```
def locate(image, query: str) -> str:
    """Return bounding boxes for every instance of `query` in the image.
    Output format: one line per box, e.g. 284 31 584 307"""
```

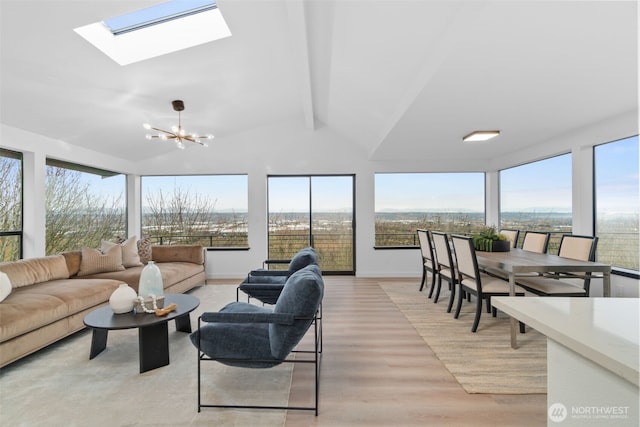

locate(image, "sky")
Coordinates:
81 136 638 214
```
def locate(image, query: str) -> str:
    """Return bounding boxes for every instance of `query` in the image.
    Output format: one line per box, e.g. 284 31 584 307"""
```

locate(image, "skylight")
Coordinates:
74 0 231 66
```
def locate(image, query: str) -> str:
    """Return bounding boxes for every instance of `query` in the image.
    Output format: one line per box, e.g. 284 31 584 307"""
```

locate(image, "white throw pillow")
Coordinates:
0 271 12 302
102 235 142 268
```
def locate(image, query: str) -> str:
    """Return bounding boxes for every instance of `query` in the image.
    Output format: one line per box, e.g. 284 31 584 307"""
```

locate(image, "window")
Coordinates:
74 0 231 65
268 175 355 273
45 160 126 255
594 136 639 271
0 149 23 261
141 175 248 247
500 154 572 253
375 173 485 246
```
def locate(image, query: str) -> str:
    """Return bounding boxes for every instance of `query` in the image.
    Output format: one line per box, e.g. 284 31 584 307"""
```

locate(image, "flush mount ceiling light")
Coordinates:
463 130 501 142
143 100 213 149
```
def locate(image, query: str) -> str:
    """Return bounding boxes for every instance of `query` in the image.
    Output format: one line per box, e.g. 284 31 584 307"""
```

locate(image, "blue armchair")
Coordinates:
237 247 319 304
191 264 324 414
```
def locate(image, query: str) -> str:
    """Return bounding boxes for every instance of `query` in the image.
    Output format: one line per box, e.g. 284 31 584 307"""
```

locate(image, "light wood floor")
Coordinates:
282 276 547 426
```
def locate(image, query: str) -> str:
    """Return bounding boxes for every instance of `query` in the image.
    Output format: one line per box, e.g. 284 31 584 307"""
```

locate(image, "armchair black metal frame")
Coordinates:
195 309 322 415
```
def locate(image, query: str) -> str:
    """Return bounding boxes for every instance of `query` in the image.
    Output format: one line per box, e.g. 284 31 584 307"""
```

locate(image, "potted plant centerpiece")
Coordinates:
472 226 511 252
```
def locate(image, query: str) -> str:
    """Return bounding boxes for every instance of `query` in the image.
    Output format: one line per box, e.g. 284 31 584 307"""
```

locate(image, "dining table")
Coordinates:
474 248 612 349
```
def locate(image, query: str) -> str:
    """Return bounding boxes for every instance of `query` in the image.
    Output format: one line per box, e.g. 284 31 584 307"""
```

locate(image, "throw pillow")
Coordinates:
0 271 11 302
101 235 142 268
137 237 152 264
77 245 125 277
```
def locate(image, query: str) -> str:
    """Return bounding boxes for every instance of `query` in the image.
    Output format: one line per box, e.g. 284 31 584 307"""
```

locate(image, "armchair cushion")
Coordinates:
270 264 323 359
191 302 281 368
287 247 318 276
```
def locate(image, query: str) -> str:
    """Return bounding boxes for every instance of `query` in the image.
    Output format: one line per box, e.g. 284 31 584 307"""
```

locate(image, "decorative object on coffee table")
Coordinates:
109 283 138 314
137 260 164 312
472 226 510 252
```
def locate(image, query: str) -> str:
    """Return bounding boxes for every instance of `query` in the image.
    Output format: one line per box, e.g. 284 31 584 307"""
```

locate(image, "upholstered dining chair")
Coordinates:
499 229 520 249
430 231 458 313
192 264 323 415
450 235 526 333
516 235 599 297
237 247 318 304
417 229 439 294
521 231 550 253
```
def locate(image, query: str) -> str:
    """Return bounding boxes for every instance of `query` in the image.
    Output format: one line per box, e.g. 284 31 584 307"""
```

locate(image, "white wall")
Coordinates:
2 116 638 295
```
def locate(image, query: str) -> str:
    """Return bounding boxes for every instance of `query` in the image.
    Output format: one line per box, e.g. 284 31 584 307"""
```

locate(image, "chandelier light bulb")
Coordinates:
171 125 179 133
145 134 152 140
143 123 151 130
159 134 168 140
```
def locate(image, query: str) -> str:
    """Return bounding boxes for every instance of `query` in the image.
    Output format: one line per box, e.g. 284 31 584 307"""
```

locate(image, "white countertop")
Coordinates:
492 297 640 387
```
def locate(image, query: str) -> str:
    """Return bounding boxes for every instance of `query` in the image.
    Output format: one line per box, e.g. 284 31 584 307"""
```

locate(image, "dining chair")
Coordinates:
499 229 520 249
430 231 458 312
521 231 550 253
417 229 439 295
516 235 599 297
450 235 526 333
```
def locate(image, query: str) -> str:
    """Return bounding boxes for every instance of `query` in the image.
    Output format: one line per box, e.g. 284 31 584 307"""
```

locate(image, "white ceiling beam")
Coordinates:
285 0 315 130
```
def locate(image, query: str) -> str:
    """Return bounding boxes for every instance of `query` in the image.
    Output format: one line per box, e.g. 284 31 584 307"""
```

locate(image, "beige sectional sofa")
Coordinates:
0 245 205 368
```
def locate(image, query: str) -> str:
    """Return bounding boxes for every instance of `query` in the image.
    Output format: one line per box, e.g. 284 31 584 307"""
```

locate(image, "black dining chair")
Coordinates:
516 235 598 297
417 229 439 295
430 231 458 313
450 235 526 333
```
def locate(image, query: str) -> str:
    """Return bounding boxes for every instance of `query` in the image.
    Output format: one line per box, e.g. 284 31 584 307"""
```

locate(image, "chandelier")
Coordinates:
143 100 214 149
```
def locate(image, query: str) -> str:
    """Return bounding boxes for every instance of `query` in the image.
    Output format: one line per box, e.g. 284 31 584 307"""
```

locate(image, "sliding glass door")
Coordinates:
267 175 355 274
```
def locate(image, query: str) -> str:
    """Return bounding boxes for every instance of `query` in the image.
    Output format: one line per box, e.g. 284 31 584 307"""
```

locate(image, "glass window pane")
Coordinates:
500 154 572 253
0 149 23 261
46 162 125 254
141 175 248 247
595 136 639 270
375 173 485 246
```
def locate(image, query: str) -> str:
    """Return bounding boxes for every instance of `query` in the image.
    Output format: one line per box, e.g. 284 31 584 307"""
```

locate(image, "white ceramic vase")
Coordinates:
138 261 164 298
109 284 138 314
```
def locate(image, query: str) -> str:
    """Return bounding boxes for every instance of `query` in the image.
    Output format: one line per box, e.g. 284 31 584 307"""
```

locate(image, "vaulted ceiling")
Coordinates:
1 1 637 164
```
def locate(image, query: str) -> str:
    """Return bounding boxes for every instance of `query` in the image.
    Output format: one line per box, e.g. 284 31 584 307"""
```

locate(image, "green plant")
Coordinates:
472 226 507 251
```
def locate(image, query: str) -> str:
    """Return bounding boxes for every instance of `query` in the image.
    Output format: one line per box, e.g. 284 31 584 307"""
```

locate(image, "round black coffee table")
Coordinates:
84 293 200 373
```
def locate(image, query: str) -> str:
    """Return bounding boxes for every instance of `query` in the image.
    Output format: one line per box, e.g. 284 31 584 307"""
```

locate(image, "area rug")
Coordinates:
380 281 547 394
0 285 292 427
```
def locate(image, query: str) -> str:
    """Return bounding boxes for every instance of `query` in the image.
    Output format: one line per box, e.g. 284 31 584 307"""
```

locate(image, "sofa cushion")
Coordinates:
101 236 143 268
270 264 323 359
0 278 121 342
73 262 204 293
77 246 125 277
0 272 11 302
0 255 69 288
152 245 204 264
137 237 152 264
